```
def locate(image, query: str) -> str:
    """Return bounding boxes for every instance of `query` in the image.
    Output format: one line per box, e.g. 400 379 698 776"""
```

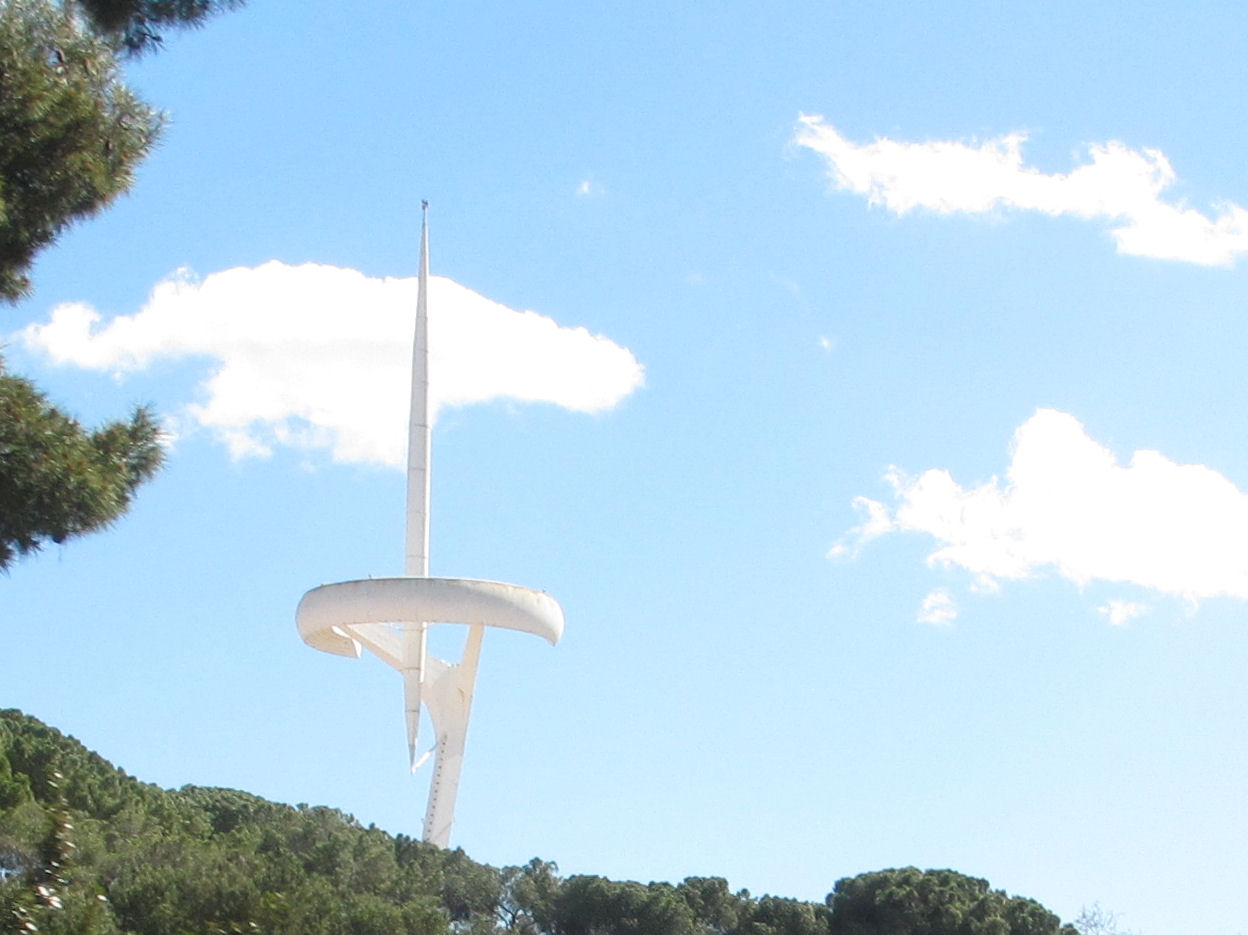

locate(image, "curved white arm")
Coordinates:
297 576 564 658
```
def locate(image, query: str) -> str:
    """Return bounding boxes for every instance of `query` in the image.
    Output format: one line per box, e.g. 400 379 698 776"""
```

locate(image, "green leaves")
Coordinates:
0 711 1084 935
0 363 163 568
0 0 245 299
827 868 1075 935
0 0 163 302
1 0 244 560
72 0 244 55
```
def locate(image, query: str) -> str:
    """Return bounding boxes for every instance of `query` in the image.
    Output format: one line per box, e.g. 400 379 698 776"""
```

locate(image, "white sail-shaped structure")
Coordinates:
296 204 564 847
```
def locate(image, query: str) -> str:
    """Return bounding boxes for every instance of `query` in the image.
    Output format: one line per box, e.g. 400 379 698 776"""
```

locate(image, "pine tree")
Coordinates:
0 0 238 567
0 0 163 303
0 361 163 569
72 0 242 55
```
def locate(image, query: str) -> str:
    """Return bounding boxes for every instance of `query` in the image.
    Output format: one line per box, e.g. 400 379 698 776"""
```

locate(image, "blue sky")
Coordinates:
5 2 1248 933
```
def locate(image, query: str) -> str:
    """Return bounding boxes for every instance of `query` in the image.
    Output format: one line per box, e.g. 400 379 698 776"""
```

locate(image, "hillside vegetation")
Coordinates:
0 710 1076 935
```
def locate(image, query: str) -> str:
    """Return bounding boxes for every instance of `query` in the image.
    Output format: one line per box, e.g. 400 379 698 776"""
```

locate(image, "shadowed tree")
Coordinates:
1 0 240 565
555 877 696 935
71 0 241 55
739 895 827 935
827 868 1077 935
0 0 246 301
0 361 163 569
0 0 162 303
676 877 745 935
500 859 563 935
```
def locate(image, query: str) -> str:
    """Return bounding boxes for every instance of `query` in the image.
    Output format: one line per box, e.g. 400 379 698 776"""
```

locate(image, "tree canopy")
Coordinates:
71 0 241 56
0 0 238 567
827 868 1076 935
0 0 241 301
0 0 161 302
0 362 163 569
0 710 1084 935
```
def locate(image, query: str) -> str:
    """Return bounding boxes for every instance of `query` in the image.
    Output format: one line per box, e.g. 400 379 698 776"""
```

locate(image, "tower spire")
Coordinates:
406 200 431 577
295 202 563 847
401 201 431 768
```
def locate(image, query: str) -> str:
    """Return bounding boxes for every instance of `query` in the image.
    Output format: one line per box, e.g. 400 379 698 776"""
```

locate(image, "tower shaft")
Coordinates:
401 202 431 770
405 201 431 578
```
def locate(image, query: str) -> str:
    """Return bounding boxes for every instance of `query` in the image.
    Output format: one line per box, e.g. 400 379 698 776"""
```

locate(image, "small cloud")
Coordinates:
918 589 957 626
18 262 645 467
833 409 1248 611
794 114 1248 266
576 177 604 197
1099 600 1149 627
817 335 835 352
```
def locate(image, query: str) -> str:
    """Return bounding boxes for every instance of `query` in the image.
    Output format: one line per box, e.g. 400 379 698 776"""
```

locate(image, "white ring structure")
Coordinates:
296 575 563 846
297 576 564 658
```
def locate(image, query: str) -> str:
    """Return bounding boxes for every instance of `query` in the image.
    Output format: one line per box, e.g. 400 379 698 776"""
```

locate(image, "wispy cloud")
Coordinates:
918 589 957 626
832 409 1248 612
794 114 1248 266
18 261 644 467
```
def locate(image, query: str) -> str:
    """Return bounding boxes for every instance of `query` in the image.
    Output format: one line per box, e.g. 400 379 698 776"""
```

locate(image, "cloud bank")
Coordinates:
794 114 1248 265
19 261 644 466
832 409 1248 621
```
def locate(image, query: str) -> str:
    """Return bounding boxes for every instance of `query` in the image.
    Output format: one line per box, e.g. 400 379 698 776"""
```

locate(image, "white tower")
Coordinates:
296 203 564 847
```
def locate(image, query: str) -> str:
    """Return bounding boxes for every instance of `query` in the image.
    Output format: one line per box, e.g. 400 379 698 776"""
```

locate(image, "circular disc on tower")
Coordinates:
297 576 564 657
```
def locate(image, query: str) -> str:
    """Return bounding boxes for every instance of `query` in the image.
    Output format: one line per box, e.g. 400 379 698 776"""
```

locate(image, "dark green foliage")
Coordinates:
0 710 1080 935
827 868 1077 935
1 0 239 555
553 877 697 935
676 877 741 934
740 896 828 935
0 0 162 302
0 362 163 569
0 710 461 935
500 860 562 935
0 0 242 300
71 0 242 55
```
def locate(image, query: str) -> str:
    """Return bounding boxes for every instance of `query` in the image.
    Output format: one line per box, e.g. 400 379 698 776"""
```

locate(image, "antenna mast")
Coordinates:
296 201 564 849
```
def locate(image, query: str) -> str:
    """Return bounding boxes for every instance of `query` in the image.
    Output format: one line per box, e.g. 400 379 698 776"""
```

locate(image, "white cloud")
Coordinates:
794 114 1248 266
828 496 894 560
576 178 604 197
918 589 957 626
18 261 645 467
1099 600 1149 627
833 409 1248 606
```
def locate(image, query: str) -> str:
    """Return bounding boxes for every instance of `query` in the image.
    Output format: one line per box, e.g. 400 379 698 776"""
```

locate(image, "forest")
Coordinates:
0 710 1079 935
